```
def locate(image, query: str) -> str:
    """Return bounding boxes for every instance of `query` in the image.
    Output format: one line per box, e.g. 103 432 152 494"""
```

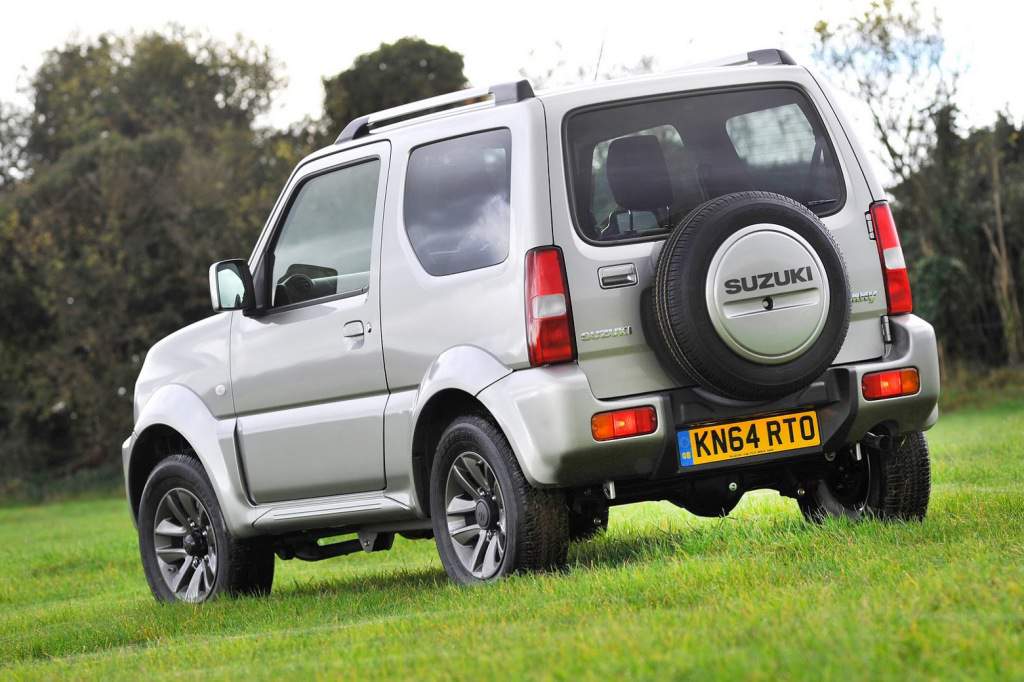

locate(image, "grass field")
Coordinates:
1 400 1022 680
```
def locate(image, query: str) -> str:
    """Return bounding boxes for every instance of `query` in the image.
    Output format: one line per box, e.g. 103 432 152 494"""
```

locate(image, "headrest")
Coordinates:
605 135 674 211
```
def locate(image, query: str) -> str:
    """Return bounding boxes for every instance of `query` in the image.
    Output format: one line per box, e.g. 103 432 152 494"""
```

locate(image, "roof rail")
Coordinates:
335 79 535 144
680 48 797 71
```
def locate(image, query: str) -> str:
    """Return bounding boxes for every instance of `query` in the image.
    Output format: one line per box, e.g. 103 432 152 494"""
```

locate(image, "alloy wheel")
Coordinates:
152 487 218 602
443 452 507 580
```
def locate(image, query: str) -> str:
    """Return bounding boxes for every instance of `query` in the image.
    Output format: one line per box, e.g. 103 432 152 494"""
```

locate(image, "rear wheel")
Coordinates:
799 431 931 522
138 454 275 603
430 415 569 584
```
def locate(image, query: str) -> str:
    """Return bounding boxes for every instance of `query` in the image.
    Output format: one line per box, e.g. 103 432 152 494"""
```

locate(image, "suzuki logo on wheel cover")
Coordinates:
705 224 830 365
723 266 814 295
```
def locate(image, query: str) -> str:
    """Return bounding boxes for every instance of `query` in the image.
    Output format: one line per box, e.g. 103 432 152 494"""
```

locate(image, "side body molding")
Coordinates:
123 384 259 537
384 346 514 514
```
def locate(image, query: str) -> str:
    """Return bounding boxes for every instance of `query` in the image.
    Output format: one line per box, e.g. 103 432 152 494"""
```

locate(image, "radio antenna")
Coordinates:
593 30 607 81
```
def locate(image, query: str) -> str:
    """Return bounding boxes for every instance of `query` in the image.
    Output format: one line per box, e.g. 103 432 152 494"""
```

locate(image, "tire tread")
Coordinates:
799 431 931 522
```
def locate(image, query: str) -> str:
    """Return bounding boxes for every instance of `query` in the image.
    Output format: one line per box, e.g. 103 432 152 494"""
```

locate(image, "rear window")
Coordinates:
565 87 844 243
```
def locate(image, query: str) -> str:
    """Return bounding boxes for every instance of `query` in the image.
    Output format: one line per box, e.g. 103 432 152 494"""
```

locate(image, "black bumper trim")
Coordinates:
651 367 860 479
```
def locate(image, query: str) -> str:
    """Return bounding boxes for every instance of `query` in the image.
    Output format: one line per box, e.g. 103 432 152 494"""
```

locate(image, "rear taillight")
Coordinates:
862 367 920 400
591 406 658 441
869 201 913 315
525 247 575 366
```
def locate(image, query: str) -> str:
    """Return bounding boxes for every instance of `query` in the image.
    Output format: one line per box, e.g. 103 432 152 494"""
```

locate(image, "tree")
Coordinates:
816 2 1023 366
25 30 280 166
0 30 291 488
891 108 1024 366
813 0 953 185
0 102 28 190
976 120 1024 364
322 38 467 135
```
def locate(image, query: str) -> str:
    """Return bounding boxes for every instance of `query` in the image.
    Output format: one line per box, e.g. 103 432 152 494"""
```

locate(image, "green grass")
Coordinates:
1 402 1022 680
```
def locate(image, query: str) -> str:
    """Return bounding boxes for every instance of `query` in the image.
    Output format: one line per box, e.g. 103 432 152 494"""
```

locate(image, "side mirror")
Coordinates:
209 259 255 313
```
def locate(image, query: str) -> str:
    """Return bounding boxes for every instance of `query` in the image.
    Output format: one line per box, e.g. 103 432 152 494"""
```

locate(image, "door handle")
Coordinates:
598 263 638 289
342 320 365 338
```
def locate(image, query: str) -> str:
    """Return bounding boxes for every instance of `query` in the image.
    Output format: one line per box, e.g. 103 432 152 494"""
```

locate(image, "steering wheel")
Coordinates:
280 273 315 302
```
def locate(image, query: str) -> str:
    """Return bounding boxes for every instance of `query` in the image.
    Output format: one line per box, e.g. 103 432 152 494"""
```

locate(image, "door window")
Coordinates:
270 159 381 307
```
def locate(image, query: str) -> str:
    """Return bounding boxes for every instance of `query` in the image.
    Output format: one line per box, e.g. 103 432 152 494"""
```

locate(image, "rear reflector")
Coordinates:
525 247 575 366
869 201 913 315
591 406 658 441
862 367 920 400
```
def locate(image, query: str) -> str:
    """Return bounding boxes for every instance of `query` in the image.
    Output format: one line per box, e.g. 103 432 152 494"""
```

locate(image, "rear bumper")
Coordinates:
833 313 940 443
479 314 938 488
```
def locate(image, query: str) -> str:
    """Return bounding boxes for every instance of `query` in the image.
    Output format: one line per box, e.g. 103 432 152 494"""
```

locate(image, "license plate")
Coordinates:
677 410 820 468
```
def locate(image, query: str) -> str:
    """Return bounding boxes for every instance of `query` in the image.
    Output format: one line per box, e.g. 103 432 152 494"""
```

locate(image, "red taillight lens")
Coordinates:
862 367 920 400
525 247 575 366
591 406 658 441
869 201 913 315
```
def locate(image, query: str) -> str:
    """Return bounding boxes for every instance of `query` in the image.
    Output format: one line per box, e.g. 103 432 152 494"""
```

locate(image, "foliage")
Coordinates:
322 37 467 135
0 31 287 482
938 364 1024 412
813 0 954 183
0 101 28 189
1 399 1023 677
814 2 1023 367
25 29 281 166
891 109 1024 365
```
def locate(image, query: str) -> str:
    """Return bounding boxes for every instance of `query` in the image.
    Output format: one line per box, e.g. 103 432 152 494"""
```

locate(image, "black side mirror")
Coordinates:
209 259 255 313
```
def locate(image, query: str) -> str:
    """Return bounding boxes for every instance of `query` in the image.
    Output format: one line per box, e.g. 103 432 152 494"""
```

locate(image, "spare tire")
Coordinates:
648 191 850 401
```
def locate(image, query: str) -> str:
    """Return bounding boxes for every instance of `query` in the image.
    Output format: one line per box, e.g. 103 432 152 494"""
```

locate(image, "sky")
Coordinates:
1 0 1020 177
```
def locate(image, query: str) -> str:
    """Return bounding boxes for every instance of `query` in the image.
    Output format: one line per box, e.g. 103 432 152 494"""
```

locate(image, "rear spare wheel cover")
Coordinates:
705 223 830 364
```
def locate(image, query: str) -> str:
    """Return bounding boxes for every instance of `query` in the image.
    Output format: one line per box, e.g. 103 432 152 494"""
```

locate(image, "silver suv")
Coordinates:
123 49 939 602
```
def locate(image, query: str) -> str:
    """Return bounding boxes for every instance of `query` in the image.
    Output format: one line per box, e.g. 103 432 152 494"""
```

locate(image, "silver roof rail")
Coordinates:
335 79 535 144
679 48 797 71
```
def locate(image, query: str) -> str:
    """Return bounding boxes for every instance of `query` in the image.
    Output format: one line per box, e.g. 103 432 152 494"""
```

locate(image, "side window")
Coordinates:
270 159 381 307
725 104 816 167
724 101 842 209
404 129 511 276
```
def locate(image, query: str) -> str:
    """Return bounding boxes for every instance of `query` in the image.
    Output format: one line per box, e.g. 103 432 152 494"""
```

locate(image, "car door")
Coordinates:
230 142 391 504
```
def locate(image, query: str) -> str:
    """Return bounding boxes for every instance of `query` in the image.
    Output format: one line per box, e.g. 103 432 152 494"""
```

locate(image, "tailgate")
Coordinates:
546 74 886 400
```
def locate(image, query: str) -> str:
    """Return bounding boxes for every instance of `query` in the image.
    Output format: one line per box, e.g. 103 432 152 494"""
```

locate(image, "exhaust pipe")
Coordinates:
862 430 893 452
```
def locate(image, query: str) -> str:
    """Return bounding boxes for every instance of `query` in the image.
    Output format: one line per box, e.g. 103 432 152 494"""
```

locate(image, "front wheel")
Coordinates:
799 431 931 522
430 415 569 584
138 454 275 603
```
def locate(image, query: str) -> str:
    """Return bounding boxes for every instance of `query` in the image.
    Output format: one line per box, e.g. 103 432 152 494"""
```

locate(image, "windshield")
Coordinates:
564 86 844 243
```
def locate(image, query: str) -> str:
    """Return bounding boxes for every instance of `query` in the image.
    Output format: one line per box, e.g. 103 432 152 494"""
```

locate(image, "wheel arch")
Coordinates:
410 389 494 517
126 384 254 536
403 345 516 515
127 423 194 520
